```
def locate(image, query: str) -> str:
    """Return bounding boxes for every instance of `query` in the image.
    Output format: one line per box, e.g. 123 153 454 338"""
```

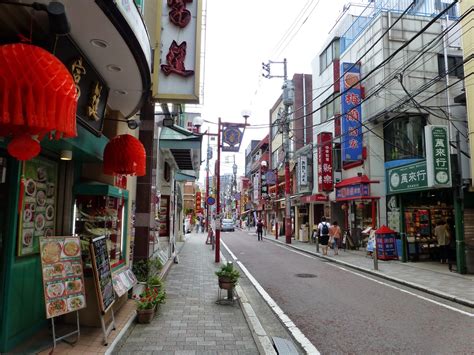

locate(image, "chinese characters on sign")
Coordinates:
317 132 333 192
195 191 202 213
336 183 370 200
425 125 451 188
340 63 363 163
387 161 429 194
221 125 244 152
260 170 268 199
298 156 308 186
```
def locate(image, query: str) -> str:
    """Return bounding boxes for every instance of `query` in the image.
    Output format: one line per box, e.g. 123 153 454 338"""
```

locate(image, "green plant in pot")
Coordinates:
215 263 240 290
134 286 166 323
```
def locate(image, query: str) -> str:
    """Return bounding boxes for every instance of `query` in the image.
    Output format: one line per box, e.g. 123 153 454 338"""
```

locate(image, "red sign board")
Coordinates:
195 191 201 211
317 132 333 192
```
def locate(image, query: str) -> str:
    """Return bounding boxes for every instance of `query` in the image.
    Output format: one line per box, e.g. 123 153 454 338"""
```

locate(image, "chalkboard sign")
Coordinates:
90 236 115 313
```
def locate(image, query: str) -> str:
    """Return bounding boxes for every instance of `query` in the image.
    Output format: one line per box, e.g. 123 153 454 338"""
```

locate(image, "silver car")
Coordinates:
221 219 235 232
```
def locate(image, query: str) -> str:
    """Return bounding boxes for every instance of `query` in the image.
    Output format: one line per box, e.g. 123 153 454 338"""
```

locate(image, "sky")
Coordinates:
199 0 351 183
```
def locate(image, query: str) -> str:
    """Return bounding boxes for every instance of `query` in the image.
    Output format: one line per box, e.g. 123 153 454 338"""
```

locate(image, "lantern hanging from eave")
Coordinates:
0 43 78 160
103 134 146 176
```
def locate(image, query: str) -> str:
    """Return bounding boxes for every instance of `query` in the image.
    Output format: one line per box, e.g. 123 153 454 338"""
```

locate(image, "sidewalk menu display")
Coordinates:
39 236 86 319
90 236 115 313
112 267 138 297
18 157 58 256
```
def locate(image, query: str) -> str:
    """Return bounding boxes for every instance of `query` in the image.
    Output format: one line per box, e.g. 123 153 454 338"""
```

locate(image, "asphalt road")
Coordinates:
221 229 474 354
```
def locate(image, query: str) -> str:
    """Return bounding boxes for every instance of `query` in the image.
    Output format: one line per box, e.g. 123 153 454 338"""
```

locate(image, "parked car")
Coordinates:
221 219 235 232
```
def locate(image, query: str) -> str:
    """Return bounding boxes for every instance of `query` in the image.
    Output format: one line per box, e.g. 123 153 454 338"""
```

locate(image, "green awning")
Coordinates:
159 125 202 171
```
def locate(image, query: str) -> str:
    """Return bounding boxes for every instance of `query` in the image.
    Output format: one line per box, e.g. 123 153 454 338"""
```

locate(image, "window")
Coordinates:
319 38 340 74
383 115 426 162
333 143 342 171
320 94 341 123
438 55 464 79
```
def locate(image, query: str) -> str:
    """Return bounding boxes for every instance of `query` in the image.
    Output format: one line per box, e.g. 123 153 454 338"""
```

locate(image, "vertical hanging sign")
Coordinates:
425 125 451 188
298 156 308 186
340 63 363 163
317 132 333 192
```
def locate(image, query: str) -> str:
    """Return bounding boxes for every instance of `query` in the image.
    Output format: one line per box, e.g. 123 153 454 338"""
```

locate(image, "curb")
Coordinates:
264 236 474 308
219 253 277 355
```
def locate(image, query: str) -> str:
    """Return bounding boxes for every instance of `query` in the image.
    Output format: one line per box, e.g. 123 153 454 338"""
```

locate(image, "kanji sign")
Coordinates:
340 63 363 162
298 156 308 186
387 161 428 194
221 125 244 152
425 125 451 188
336 183 370 200
317 132 333 192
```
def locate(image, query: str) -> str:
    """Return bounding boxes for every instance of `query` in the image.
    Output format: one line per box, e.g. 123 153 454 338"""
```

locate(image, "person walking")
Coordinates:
329 221 342 255
434 219 450 263
317 216 331 256
256 219 264 241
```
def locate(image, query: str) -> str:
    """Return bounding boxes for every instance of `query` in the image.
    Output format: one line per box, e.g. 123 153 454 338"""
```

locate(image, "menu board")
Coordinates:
90 236 115 313
112 267 138 297
39 236 86 319
159 195 169 236
18 157 57 256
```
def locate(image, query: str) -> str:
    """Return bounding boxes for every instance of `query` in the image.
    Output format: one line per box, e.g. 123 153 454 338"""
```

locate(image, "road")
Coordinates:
221 229 474 354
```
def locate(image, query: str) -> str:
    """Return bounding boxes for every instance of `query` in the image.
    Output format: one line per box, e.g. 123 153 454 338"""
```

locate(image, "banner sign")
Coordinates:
195 191 202 211
266 171 276 185
260 170 268 199
336 183 370 201
387 160 428 194
298 156 308 186
253 173 260 201
425 125 451 188
340 63 363 162
221 124 244 152
317 132 333 192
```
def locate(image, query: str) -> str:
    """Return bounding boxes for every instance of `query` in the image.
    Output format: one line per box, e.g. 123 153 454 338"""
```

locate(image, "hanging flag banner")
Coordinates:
317 132 333 192
266 171 276 185
221 124 244 152
340 63 363 163
425 125 451 188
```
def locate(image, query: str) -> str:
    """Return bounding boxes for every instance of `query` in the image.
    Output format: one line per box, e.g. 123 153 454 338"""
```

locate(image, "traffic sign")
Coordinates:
207 196 216 205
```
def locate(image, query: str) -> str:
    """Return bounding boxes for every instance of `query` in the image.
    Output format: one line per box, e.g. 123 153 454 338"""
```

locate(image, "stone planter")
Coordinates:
137 307 155 324
218 276 236 290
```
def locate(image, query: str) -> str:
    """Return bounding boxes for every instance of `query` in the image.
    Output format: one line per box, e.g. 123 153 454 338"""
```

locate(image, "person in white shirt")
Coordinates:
318 216 331 256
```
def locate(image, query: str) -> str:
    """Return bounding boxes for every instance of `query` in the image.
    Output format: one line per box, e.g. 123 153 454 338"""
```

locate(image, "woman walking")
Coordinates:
317 216 331 256
329 221 342 255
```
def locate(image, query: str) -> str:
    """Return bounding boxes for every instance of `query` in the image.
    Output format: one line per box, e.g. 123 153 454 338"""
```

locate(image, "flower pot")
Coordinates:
137 307 155 324
218 276 235 290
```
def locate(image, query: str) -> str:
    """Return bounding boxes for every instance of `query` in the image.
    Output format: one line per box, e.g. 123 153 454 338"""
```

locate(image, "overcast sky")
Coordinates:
199 0 351 183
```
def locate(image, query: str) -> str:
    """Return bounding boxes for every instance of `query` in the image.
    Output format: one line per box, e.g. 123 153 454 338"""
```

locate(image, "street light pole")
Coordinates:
215 117 222 263
205 135 211 232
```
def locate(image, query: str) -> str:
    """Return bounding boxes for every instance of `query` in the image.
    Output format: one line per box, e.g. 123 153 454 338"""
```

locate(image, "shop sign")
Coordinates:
55 37 109 136
336 183 370 201
260 170 268 198
425 125 451 188
300 194 329 203
253 173 260 201
298 156 308 186
387 161 428 194
340 63 363 163
317 132 333 191
221 124 244 152
195 191 201 211
154 0 202 103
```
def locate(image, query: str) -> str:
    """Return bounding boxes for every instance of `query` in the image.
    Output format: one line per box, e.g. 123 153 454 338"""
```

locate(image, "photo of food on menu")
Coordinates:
18 157 57 257
39 236 87 319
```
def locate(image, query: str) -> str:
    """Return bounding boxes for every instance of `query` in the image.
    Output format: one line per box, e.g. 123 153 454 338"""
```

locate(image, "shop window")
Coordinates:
320 94 341 123
383 115 426 162
438 55 464 79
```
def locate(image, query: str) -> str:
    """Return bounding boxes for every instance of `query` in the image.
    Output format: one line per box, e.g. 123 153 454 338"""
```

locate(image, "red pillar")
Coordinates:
215 118 221 263
285 161 292 244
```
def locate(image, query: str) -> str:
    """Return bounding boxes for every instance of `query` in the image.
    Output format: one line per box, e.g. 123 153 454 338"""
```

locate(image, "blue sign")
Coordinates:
266 171 276 185
340 63 363 162
335 183 370 201
207 196 216 205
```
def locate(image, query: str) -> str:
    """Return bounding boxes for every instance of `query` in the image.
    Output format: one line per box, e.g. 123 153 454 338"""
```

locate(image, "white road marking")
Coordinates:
272 241 474 317
221 240 320 355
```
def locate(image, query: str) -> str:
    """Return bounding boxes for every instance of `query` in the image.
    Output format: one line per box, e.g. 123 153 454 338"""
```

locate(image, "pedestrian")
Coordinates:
256 218 264 241
201 218 205 233
329 221 342 255
317 216 331 255
434 219 450 263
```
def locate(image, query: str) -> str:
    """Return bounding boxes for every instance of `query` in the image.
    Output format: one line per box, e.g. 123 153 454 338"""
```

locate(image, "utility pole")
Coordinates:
263 58 294 243
205 136 212 232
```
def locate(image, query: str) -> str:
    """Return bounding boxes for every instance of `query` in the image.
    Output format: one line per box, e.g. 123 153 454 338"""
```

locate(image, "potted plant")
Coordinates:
215 263 240 290
134 286 166 323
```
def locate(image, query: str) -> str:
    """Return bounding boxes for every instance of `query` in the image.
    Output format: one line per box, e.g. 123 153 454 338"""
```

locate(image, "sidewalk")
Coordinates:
115 232 263 354
260 232 474 307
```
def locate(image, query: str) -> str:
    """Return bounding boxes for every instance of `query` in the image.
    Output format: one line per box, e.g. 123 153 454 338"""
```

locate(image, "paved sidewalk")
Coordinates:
259 232 474 307
116 232 260 354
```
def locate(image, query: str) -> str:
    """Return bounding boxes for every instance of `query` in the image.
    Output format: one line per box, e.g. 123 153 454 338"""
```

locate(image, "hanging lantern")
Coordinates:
357 202 365 210
0 43 77 160
341 203 348 211
103 134 146 176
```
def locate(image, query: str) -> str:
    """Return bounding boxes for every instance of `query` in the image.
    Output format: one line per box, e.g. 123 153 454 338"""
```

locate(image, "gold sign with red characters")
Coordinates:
195 191 202 212
39 236 86 319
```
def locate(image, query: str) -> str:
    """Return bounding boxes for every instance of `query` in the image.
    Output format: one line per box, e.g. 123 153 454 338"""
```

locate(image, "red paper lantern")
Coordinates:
103 134 146 176
0 43 77 160
341 203 348 211
357 202 365 210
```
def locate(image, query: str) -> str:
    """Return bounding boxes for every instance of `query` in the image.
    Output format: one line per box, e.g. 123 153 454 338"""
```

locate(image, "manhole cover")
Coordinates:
295 273 317 278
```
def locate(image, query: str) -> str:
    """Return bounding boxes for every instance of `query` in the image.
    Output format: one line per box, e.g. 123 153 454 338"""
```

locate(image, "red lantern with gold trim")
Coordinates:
103 134 146 176
0 43 77 160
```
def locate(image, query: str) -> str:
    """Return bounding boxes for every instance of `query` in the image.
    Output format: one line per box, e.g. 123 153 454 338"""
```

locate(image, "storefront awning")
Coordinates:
159 125 202 171
335 175 379 188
